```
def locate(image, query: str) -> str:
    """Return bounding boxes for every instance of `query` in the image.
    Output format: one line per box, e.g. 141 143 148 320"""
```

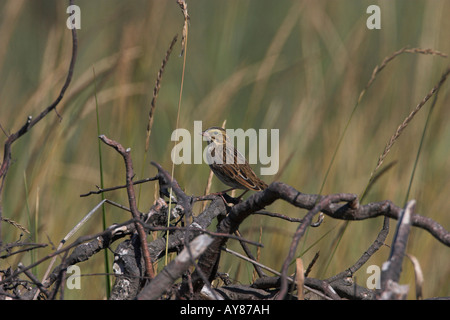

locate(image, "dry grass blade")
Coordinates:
0 217 30 234
177 0 189 57
369 67 450 181
358 47 448 104
318 47 446 202
295 258 305 300
202 171 214 212
165 0 190 266
145 35 178 151
361 161 397 202
406 253 424 300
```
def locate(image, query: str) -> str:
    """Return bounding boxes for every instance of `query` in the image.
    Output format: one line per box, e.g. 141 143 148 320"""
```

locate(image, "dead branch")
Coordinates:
178 177 449 299
98 135 154 279
137 234 213 300
2 160 448 300
379 200 416 299
108 196 226 299
0 219 133 293
278 193 358 299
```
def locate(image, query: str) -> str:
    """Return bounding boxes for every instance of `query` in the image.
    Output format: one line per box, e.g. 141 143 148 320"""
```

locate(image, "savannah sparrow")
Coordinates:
202 127 268 193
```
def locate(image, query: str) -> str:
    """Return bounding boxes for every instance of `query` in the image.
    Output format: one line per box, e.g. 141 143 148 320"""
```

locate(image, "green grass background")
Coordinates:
0 0 449 299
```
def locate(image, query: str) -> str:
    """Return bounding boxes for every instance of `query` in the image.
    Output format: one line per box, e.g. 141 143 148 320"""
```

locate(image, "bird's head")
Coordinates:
201 127 228 145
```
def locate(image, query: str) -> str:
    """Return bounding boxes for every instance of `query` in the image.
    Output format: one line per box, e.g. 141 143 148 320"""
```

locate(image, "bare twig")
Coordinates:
18 262 48 297
99 135 154 279
0 243 47 259
326 216 390 283
0 0 78 244
304 252 320 278
235 229 266 278
80 176 159 197
0 10 77 183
